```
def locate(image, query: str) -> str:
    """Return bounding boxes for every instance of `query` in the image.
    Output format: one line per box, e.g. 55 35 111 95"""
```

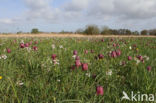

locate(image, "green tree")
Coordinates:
141 30 148 35
101 26 111 35
31 28 39 34
149 29 156 35
84 25 100 35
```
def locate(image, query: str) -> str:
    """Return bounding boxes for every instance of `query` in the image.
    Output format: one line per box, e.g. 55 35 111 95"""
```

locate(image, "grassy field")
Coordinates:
0 37 156 103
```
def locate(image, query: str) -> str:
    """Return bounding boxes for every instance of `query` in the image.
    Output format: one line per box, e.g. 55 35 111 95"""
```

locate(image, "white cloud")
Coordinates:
24 0 58 22
1 0 156 32
63 0 89 12
0 19 14 24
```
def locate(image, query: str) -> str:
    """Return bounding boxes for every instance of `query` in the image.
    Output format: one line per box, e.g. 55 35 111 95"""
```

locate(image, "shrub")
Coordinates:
76 29 84 34
101 26 111 35
149 29 156 35
141 30 148 35
31 28 39 34
84 25 100 35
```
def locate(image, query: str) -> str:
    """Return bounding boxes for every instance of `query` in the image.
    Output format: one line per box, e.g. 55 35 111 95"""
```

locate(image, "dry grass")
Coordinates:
0 33 156 38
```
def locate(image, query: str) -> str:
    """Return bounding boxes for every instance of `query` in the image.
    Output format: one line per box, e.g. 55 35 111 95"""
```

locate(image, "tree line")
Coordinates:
17 25 156 35
75 25 156 35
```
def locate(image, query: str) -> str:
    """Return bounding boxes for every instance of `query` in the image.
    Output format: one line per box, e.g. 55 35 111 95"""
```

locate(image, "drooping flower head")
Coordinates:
51 54 57 60
96 86 104 96
75 60 81 68
111 51 117 58
128 56 132 61
82 63 88 71
25 43 29 47
115 49 121 56
6 48 11 53
33 46 38 51
98 54 104 59
147 66 152 71
20 43 25 48
73 50 78 55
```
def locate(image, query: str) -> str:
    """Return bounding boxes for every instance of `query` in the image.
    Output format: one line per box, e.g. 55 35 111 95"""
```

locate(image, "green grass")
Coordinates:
0 37 156 103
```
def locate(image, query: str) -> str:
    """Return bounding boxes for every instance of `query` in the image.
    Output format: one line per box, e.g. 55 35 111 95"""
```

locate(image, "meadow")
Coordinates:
0 37 156 103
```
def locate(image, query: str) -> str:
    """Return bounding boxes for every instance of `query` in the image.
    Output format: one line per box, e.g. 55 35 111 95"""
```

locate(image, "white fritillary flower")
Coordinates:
106 70 112 76
16 81 24 86
129 46 132 50
72 55 76 59
57 79 61 82
26 47 31 52
20 40 24 44
1 55 7 59
51 44 55 49
53 59 60 65
143 55 149 61
59 45 63 49
134 57 140 65
85 73 91 77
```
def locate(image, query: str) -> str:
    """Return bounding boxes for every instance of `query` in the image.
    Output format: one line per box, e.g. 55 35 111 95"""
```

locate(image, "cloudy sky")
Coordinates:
0 0 156 33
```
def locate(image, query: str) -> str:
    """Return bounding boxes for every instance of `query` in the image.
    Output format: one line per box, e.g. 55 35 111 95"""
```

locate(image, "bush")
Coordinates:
76 29 84 34
149 29 156 35
141 30 148 35
101 26 111 35
31 28 39 34
84 25 100 35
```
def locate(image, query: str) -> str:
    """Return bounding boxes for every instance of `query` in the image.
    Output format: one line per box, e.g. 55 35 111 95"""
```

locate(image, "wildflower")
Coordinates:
73 50 78 55
82 63 88 71
72 55 76 59
75 60 81 67
20 43 25 48
106 69 112 76
34 41 38 44
143 55 149 61
92 74 97 79
7 48 11 53
101 39 104 42
111 51 117 58
113 43 116 47
75 56 80 60
84 50 88 54
71 65 76 70
33 46 38 51
59 45 63 48
26 47 31 52
129 46 132 50
116 49 121 56
96 86 104 96
137 55 143 61
85 73 91 77
128 56 132 61
25 43 29 47
16 81 24 86
98 54 104 59
91 50 94 53
1 55 7 59
0 76 2 80
20 40 24 44
147 66 152 71
51 54 57 60
51 44 55 49
53 59 59 65
29 41 32 45
57 79 61 82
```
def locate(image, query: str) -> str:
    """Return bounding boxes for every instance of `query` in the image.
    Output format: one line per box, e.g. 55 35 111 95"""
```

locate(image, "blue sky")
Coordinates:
0 0 156 33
